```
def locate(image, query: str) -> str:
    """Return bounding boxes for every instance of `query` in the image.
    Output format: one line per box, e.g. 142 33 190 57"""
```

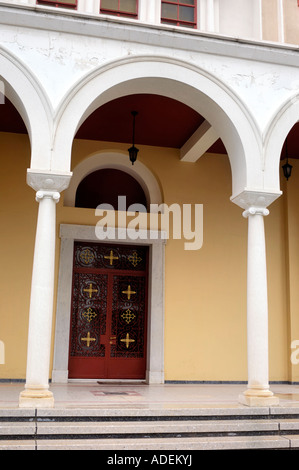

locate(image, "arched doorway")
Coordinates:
69 168 150 380
51 57 266 388
53 151 165 384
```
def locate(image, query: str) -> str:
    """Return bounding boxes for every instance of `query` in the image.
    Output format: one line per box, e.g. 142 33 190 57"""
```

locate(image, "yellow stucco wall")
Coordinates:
0 132 295 382
0 133 34 378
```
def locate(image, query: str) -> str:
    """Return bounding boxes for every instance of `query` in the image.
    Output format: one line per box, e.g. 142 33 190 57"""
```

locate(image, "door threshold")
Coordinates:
68 379 146 384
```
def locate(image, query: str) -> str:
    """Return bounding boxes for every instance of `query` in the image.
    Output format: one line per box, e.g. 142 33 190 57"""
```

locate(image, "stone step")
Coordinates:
0 440 36 450
1 407 299 450
3 418 299 437
0 435 295 451
1 406 299 419
1 418 299 439
0 422 35 436
32 418 283 436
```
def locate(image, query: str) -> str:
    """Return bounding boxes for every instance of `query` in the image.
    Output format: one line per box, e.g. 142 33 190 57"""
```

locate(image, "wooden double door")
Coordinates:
68 242 148 380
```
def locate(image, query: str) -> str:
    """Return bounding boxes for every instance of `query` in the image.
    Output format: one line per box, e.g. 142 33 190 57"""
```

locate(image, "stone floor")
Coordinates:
1 382 299 410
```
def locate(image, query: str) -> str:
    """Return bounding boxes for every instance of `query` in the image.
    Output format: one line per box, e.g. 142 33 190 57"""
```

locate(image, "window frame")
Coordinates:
37 0 77 9
100 0 139 19
161 0 197 28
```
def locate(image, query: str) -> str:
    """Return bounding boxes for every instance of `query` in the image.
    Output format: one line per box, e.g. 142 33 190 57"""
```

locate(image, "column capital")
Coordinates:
242 207 270 218
231 189 282 213
35 190 61 203
26 169 72 194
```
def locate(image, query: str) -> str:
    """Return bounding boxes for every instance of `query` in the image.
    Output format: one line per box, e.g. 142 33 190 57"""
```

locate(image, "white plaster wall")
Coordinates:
218 0 262 40
0 6 299 193
0 20 298 132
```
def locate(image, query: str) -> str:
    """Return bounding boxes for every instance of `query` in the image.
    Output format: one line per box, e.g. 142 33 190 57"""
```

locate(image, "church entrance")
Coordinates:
68 242 148 380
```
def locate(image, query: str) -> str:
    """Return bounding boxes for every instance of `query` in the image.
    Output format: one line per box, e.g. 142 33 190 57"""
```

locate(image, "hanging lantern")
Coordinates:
282 137 293 181
128 111 139 165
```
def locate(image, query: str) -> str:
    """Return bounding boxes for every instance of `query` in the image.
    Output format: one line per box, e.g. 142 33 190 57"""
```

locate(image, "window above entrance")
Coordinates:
37 0 77 9
75 168 148 211
100 0 138 18
161 0 197 28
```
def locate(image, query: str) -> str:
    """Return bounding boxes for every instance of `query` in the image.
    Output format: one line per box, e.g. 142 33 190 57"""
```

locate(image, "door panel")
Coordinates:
109 275 147 378
68 272 108 378
68 243 148 379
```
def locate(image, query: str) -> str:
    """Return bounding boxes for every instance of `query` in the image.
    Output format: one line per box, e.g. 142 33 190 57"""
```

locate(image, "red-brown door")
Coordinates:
68 242 148 379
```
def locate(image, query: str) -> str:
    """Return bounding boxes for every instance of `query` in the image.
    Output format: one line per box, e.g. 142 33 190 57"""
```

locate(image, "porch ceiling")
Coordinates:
0 94 226 154
0 94 298 159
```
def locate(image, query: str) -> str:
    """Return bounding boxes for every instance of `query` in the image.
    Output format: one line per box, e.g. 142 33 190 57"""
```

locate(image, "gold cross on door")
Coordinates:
83 283 98 298
104 250 119 266
120 333 135 349
122 285 137 300
81 332 96 347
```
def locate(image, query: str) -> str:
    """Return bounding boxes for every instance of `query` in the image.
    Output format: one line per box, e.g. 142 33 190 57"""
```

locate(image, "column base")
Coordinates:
19 388 54 408
239 389 279 407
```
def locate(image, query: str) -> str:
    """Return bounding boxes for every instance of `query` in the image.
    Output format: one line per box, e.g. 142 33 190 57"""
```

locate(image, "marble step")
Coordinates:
0 440 36 450
0 435 297 450
0 422 35 436
1 418 299 437
1 406 299 419
35 418 282 436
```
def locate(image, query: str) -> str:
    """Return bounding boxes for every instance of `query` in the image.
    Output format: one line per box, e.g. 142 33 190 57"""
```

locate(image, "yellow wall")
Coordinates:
0 133 34 379
0 132 293 382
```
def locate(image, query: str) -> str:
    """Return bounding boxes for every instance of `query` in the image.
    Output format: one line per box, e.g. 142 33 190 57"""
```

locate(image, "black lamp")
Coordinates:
128 111 139 165
282 138 293 181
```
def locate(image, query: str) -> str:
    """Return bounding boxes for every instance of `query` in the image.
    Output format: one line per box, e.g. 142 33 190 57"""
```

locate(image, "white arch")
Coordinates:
0 46 52 170
264 92 299 191
53 55 265 198
64 150 163 208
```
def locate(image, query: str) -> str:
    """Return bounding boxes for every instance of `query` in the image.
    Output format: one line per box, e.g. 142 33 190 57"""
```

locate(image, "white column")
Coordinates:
232 190 280 407
19 171 71 408
239 207 278 406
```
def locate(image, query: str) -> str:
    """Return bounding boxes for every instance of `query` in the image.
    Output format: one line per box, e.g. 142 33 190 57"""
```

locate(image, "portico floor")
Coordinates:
0 382 299 411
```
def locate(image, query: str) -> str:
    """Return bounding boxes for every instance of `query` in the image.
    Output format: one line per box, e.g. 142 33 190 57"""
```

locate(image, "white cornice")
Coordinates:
0 4 299 68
